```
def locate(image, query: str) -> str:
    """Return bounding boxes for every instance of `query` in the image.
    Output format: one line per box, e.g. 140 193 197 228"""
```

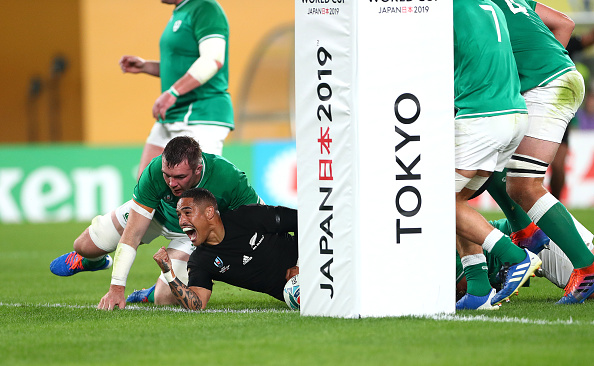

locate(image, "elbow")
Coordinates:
563 15 575 34
554 9 575 34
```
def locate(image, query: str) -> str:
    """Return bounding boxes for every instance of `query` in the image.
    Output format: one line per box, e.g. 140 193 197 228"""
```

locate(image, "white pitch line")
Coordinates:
428 313 594 326
1 302 592 325
0 302 292 314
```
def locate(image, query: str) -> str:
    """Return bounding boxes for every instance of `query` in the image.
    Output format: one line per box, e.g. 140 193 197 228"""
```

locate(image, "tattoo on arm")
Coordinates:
168 278 203 310
160 260 171 273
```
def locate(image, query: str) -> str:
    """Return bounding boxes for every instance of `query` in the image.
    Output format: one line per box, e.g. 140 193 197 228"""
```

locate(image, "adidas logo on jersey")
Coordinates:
243 255 252 265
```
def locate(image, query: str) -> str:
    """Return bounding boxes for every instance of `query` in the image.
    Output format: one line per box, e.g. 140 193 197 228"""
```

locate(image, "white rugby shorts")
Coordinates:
522 70 584 144
146 122 230 155
455 113 528 172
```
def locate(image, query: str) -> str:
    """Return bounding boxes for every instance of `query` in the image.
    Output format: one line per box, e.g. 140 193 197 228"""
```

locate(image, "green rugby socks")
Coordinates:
82 256 107 270
461 254 492 297
482 229 526 265
487 170 532 233
529 195 594 269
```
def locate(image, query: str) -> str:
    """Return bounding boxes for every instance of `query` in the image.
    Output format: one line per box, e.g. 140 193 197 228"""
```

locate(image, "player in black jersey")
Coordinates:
153 187 298 310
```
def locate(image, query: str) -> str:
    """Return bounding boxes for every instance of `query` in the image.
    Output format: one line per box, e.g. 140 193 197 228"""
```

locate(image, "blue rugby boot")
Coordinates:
557 261 594 304
491 249 541 305
127 284 156 303
456 288 500 310
50 251 112 276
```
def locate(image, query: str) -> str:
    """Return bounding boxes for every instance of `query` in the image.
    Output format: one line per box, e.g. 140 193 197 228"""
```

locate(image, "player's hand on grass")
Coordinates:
119 55 145 73
153 247 173 275
152 92 176 121
97 285 126 311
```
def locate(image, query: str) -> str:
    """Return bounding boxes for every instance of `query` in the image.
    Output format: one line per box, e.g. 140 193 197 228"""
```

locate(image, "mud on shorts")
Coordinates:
522 70 584 144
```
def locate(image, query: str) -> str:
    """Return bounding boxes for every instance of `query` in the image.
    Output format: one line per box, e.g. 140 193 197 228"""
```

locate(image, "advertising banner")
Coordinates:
0 144 255 224
253 141 297 208
0 145 139 223
295 0 455 317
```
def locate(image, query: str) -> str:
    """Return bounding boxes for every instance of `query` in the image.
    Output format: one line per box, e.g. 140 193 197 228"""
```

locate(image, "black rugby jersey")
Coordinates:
187 204 297 301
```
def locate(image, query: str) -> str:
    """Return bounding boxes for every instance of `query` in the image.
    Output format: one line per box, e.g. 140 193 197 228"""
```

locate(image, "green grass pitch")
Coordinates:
1 209 594 365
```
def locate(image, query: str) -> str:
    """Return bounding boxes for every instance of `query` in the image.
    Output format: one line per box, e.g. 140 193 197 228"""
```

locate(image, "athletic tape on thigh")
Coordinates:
506 154 548 178
89 214 122 253
159 259 188 285
467 175 489 191
455 173 471 193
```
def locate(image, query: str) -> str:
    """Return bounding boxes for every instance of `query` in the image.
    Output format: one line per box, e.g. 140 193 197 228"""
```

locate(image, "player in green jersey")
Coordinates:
119 0 233 178
50 137 262 310
453 0 541 311
486 0 594 304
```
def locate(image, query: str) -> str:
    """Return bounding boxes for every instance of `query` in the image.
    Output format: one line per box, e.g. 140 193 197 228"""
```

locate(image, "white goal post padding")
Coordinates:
295 0 455 317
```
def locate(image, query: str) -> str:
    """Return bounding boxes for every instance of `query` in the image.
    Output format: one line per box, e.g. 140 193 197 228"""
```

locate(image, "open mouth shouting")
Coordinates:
182 226 197 243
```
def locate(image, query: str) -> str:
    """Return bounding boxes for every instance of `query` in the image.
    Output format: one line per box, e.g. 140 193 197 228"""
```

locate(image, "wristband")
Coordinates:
167 86 180 98
110 243 137 286
163 271 176 283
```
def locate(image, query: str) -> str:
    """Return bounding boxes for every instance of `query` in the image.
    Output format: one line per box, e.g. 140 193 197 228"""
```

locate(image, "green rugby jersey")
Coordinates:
159 0 233 128
454 0 527 119
132 153 260 233
491 0 575 92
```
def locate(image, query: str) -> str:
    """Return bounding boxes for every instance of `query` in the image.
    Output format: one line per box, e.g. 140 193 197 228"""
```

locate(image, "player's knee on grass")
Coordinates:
154 280 179 305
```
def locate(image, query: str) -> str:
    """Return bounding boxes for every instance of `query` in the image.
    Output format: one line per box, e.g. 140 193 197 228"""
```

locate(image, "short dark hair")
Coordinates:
162 136 203 170
180 188 218 209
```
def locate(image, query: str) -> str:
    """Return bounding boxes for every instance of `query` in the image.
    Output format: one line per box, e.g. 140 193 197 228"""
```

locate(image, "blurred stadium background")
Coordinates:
0 0 593 225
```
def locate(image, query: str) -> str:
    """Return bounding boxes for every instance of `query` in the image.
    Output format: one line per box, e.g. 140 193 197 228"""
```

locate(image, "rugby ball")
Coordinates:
283 274 300 310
